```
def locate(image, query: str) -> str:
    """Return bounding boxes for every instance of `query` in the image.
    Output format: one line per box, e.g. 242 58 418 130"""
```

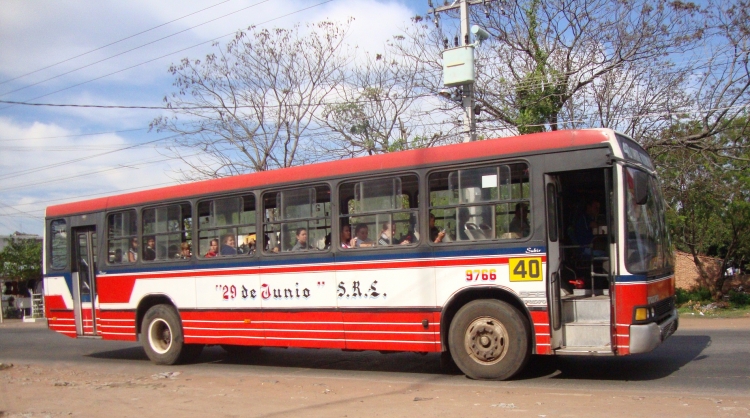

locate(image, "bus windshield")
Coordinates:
624 167 673 275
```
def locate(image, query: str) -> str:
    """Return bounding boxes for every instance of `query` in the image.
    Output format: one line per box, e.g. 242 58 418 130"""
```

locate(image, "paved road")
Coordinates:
1 317 748 396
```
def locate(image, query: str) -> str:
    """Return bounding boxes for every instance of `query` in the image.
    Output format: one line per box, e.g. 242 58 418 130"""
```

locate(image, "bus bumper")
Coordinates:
629 309 679 354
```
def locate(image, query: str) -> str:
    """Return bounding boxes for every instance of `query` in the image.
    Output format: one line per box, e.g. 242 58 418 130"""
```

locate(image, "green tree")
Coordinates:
655 120 750 300
0 239 42 284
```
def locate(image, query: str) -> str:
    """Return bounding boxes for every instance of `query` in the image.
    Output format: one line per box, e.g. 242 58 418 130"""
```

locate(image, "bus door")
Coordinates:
72 226 98 336
544 175 563 349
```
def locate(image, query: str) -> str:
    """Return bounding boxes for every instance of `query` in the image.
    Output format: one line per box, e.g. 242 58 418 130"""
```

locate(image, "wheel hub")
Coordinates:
465 317 508 365
149 319 173 354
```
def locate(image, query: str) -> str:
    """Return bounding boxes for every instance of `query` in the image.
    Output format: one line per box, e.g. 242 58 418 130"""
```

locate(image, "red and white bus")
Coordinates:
43 128 677 380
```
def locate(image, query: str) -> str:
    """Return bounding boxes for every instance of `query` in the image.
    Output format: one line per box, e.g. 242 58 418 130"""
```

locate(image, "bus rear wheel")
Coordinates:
448 299 529 380
141 304 203 365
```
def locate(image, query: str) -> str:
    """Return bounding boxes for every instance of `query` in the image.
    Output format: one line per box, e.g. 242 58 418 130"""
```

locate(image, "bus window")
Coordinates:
198 195 255 258
262 185 330 253
429 163 530 242
340 174 418 249
142 203 192 262
107 210 137 264
50 219 68 269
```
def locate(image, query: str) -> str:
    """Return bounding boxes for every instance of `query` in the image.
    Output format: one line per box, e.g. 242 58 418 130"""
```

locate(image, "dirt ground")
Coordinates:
1 317 749 418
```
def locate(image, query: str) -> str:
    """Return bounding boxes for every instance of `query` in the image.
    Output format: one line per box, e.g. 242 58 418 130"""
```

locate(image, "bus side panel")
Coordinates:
342 311 441 352
613 274 675 355
44 274 77 338
530 310 551 355
182 310 265 346
97 310 137 341
434 249 549 355
262 310 345 349
335 252 438 351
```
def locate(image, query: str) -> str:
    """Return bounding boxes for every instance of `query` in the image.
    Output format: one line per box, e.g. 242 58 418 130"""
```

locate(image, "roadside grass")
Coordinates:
678 305 750 318
676 287 750 318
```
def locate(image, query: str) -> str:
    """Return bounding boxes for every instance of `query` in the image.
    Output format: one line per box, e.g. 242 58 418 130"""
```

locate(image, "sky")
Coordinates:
0 0 436 237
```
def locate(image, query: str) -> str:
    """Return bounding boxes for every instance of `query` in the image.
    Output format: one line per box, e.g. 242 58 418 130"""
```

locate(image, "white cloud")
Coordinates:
0 117 187 235
0 0 426 236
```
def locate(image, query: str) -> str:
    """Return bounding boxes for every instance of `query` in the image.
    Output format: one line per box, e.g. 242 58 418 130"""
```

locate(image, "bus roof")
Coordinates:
46 129 611 218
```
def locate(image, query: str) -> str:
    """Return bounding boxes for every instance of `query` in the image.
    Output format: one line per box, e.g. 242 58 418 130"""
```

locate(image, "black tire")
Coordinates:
141 304 203 365
448 299 530 380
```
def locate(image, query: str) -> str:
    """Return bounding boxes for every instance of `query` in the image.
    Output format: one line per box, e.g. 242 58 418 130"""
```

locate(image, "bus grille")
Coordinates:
653 296 675 321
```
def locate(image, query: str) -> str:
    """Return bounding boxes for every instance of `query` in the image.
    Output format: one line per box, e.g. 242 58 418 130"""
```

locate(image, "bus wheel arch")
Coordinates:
136 296 203 365
441 288 533 380
135 294 176 337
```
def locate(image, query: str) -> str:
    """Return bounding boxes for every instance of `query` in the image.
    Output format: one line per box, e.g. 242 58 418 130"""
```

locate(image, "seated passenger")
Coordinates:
168 244 180 259
353 223 374 247
204 239 219 258
220 233 237 256
180 242 191 259
508 203 530 237
128 237 138 262
340 224 356 248
143 236 156 261
264 234 280 253
239 234 256 255
291 227 308 251
429 213 446 243
378 222 411 246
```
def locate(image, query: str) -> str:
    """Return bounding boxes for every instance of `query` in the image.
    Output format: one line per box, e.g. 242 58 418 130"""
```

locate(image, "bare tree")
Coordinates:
470 0 704 134
151 21 351 180
319 45 451 158
646 0 750 159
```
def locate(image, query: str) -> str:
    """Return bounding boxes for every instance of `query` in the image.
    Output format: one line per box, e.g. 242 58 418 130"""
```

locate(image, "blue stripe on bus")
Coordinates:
614 272 673 283
48 245 548 276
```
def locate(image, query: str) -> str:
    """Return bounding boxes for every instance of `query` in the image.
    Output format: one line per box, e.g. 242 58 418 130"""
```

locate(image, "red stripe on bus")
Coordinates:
47 130 607 217
44 295 67 311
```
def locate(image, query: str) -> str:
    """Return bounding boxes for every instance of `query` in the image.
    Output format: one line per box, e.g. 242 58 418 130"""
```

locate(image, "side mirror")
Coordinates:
633 170 649 205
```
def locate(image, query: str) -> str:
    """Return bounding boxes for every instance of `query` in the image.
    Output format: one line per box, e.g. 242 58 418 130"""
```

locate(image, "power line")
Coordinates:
0 128 148 142
0 0 336 109
0 0 272 98
0 134 180 181
0 0 231 86
0 151 204 193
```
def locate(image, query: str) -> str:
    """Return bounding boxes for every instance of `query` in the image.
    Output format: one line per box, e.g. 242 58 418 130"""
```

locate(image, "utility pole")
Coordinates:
430 0 491 142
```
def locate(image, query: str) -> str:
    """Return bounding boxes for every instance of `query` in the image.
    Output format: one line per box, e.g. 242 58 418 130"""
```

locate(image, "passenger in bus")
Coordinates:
429 213 446 243
180 242 191 259
509 202 530 237
572 199 601 253
128 237 138 262
340 224 356 248
168 244 180 259
402 215 419 243
239 234 256 255
378 222 412 246
143 236 156 261
113 249 123 263
291 227 308 251
220 234 237 256
264 234 280 253
353 224 374 247
204 239 219 258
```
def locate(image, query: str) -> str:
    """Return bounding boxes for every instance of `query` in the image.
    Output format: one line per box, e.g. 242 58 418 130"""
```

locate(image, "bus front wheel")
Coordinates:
448 299 529 380
141 304 203 365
